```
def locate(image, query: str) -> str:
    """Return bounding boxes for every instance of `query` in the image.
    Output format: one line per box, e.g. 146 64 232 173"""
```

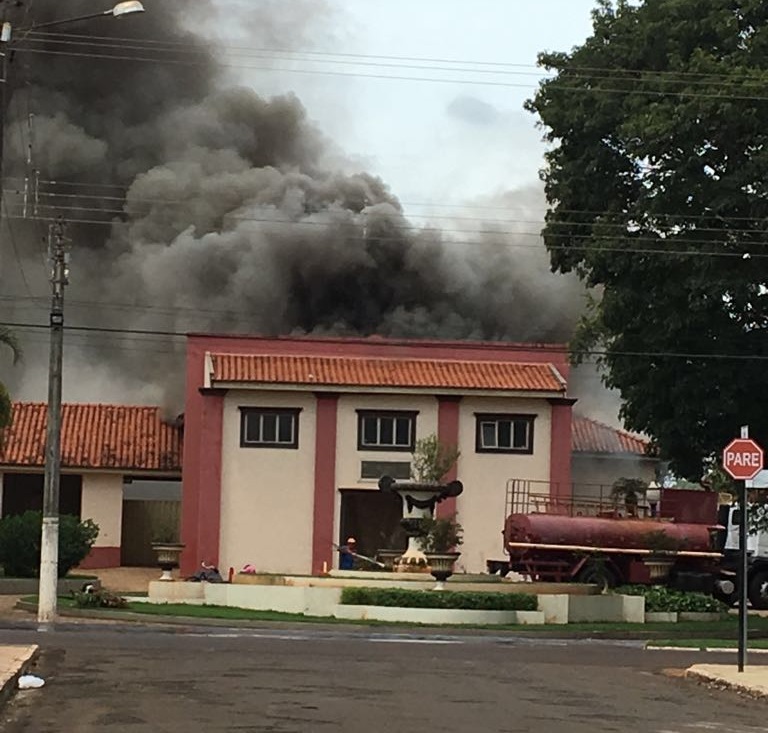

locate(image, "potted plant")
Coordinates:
150 505 184 581
610 477 647 518
411 434 461 485
419 514 464 590
641 530 683 582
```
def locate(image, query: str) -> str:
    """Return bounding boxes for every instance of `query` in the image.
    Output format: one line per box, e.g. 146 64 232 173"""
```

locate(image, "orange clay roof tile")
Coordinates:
572 415 650 456
210 353 565 392
0 403 182 471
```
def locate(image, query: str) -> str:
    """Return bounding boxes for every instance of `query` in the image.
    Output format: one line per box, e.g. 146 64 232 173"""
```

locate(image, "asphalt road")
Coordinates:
0 623 767 733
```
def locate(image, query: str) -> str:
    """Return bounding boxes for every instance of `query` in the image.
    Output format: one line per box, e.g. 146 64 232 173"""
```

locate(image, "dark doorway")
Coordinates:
121 499 181 566
339 489 406 563
2 473 82 517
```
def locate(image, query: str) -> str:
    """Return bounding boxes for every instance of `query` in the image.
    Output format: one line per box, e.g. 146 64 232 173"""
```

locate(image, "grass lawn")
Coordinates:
15 596 768 636
649 638 768 650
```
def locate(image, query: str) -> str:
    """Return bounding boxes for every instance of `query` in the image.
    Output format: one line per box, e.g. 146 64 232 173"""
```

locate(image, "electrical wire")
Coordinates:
15 189 768 244
11 177 768 227
3 319 767 363
13 45 768 102
1 198 33 297
1 206 765 259
21 29 768 86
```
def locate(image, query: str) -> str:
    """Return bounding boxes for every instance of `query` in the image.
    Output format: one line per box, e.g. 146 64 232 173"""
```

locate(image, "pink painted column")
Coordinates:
436 396 461 519
312 393 339 575
181 388 225 576
548 397 577 502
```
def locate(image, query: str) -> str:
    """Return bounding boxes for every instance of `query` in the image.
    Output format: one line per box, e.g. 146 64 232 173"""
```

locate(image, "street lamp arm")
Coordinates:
14 2 145 33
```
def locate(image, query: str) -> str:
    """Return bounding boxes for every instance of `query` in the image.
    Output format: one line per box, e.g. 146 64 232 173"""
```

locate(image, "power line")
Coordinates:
1 198 34 297
15 189 768 245
2 320 767 363
12 177 768 227
22 29 768 86
1 208 765 258
13 45 768 102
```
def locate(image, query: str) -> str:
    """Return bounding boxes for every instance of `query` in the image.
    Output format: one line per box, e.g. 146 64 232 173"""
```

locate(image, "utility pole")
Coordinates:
38 220 67 626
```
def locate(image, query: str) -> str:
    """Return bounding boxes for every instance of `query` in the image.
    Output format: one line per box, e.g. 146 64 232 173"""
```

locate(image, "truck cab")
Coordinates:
717 503 768 608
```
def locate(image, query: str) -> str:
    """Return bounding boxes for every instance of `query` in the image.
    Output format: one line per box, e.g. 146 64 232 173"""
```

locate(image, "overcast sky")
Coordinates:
225 0 597 212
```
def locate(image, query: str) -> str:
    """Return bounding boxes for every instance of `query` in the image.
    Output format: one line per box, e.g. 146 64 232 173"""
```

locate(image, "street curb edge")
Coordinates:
0 645 39 710
686 668 768 698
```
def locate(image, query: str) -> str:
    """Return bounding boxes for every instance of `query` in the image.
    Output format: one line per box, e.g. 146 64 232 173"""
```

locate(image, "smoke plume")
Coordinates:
0 0 588 413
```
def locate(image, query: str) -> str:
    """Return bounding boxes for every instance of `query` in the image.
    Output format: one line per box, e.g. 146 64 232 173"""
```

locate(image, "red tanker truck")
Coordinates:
488 483 745 604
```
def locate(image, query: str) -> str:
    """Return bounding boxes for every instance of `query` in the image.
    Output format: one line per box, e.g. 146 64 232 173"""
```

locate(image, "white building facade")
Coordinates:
181 335 575 576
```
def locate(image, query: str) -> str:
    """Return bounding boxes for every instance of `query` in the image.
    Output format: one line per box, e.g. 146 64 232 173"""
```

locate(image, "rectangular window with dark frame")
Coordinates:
475 413 535 454
357 410 417 451
240 407 301 449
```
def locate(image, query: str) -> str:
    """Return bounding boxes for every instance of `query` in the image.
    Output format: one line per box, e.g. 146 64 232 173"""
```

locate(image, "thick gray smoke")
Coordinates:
0 0 587 412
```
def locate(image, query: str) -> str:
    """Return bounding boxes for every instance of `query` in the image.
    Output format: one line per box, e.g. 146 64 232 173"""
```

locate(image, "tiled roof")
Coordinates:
572 415 651 456
0 403 182 472
209 353 566 393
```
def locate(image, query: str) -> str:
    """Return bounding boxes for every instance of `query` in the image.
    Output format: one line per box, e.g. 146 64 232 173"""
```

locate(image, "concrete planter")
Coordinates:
645 611 678 623
425 552 461 590
334 605 544 625
151 543 185 581
679 612 725 622
569 594 645 623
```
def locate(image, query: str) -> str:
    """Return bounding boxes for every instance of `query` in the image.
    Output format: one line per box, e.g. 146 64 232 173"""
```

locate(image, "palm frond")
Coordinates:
0 383 12 446
0 327 21 365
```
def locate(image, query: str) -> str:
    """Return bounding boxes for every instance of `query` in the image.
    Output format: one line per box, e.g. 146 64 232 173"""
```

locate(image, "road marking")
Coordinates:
647 646 768 654
368 638 463 645
184 631 464 645
658 724 768 732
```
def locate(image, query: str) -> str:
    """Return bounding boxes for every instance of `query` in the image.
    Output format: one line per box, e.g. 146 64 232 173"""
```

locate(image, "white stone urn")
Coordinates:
426 552 461 590
151 542 185 581
378 477 463 573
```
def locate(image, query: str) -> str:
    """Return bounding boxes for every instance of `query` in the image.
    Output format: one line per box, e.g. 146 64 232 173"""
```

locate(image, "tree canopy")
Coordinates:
526 0 768 478
0 327 20 430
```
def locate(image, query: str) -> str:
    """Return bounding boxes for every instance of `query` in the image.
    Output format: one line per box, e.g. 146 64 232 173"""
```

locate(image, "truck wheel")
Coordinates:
576 562 616 594
713 586 738 608
748 570 768 610
486 561 508 577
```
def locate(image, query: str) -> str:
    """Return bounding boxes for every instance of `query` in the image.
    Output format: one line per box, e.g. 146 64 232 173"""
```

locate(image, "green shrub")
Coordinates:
0 511 99 578
71 587 128 609
418 515 464 553
340 587 537 611
616 585 726 613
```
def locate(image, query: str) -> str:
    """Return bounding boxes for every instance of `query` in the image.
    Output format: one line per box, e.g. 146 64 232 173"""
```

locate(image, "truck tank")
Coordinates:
504 513 715 552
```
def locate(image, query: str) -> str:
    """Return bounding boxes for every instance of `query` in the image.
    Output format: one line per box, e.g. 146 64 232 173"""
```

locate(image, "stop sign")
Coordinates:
723 438 765 480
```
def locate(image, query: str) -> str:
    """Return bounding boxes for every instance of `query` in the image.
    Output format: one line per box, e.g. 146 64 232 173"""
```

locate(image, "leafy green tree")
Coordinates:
526 0 768 478
0 327 20 431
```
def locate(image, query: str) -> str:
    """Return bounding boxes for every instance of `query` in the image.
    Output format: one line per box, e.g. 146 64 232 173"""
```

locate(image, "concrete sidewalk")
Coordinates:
0 645 39 706
687 663 768 697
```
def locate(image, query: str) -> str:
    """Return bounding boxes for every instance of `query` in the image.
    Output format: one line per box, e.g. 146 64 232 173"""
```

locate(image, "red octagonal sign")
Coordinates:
723 438 765 480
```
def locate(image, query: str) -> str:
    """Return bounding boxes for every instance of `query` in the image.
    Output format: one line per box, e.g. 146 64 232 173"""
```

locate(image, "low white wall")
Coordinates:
568 595 644 623
537 595 569 625
147 583 653 625
207 584 342 616
334 606 545 625
149 581 205 602
645 612 677 623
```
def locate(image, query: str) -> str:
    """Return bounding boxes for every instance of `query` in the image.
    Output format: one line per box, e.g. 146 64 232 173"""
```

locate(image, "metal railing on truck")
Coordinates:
504 478 657 520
